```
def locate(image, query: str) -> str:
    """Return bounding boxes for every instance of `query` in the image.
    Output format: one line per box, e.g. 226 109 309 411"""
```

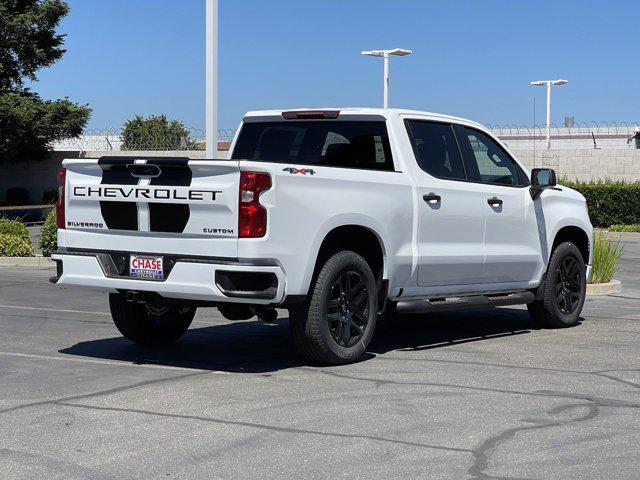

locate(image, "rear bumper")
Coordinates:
51 251 286 304
586 264 593 283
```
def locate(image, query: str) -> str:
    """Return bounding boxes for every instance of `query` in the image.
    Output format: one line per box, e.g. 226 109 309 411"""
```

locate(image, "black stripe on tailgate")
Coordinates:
148 163 192 233
98 158 139 231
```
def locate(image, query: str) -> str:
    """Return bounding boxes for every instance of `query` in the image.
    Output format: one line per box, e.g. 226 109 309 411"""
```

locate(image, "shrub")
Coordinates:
40 209 58 257
121 114 192 151
561 179 640 228
0 234 34 257
609 224 640 232
590 232 622 284
0 218 30 242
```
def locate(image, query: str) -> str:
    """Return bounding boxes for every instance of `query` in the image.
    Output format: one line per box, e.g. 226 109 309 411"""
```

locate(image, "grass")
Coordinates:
590 231 622 284
609 224 640 233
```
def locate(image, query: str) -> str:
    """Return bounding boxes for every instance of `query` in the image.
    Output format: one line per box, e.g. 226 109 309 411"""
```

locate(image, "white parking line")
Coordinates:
0 351 228 373
0 304 109 316
0 304 223 325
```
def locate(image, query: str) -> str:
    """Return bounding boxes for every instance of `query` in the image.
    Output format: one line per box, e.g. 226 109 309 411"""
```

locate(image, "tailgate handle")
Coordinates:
126 164 162 178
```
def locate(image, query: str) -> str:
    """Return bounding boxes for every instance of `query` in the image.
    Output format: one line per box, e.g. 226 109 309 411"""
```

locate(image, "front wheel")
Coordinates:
109 294 196 344
290 251 378 364
528 242 586 328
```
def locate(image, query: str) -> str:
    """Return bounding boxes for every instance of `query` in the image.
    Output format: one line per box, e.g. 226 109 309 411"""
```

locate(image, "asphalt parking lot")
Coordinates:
1 236 639 479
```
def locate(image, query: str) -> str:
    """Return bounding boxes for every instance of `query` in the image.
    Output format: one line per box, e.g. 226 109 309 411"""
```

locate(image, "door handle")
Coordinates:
487 197 503 207
423 193 441 204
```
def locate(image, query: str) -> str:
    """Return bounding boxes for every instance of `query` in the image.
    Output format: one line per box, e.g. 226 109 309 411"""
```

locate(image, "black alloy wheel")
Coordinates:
326 270 370 348
555 256 582 315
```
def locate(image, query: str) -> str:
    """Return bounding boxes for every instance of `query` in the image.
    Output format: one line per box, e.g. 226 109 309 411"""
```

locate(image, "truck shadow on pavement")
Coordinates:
370 307 540 355
59 307 579 373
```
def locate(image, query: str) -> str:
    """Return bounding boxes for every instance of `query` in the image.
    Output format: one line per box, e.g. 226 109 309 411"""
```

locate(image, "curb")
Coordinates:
587 279 622 296
0 256 53 267
602 231 640 240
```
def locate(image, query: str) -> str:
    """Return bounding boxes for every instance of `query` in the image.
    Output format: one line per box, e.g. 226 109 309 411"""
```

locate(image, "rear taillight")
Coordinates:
239 171 271 238
56 168 66 229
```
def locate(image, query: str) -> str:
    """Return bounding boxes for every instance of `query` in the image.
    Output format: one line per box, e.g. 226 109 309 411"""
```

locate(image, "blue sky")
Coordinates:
32 0 638 130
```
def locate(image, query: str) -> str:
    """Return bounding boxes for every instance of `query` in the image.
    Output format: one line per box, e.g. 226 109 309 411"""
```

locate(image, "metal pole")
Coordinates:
533 97 536 167
205 0 218 158
546 81 551 149
383 53 389 108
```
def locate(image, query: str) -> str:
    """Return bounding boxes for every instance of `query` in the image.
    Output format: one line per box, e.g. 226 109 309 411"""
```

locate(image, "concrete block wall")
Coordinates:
511 149 640 182
0 151 80 205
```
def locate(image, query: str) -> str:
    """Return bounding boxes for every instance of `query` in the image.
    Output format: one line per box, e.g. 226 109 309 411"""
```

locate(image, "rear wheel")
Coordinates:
290 251 378 364
109 294 196 344
528 242 586 328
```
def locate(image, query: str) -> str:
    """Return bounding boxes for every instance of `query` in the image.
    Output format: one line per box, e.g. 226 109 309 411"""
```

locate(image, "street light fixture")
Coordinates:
530 78 568 149
362 48 412 108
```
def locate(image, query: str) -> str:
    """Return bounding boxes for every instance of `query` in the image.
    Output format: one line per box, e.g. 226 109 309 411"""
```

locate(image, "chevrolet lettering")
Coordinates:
72 186 222 202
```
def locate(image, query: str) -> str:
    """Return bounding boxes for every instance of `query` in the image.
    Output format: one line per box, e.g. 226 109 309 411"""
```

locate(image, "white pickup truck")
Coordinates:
51 108 593 364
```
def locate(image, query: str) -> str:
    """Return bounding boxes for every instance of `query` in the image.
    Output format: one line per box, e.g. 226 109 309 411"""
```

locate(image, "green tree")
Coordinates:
121 115 192 151
0 0 91 162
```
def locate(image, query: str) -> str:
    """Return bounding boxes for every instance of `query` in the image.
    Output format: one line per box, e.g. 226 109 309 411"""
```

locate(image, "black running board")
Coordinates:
396 291 535 315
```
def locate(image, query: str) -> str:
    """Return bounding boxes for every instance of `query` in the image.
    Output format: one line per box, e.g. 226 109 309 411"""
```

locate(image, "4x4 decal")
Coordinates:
283 167 316 175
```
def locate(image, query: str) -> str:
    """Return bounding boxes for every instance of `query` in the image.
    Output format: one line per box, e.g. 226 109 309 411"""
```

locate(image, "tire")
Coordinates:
289 251 378 364
109 294 196 344
527 242 586 328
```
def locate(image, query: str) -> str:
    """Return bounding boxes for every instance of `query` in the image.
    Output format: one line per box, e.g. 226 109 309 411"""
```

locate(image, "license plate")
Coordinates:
129 255 164 280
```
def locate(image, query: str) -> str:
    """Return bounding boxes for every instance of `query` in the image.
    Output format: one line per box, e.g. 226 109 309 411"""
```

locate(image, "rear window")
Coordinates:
231 121 394 171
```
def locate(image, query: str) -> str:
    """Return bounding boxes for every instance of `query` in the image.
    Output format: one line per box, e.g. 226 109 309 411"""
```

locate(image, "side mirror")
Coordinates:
530 168 557 199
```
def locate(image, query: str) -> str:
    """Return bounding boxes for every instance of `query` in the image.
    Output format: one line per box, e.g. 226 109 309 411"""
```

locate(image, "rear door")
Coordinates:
404 119 487 288
63 157 240 258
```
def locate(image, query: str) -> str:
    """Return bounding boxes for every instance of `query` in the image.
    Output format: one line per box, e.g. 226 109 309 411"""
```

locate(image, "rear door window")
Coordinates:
404 120 466 180
231 121 394 171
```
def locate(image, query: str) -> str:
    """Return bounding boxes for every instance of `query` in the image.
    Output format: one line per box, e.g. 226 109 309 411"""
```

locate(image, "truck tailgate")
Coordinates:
61 157 240 258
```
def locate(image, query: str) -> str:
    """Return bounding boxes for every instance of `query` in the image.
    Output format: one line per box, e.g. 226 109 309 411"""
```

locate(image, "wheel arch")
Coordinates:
551 225 590 264
310 224 387 306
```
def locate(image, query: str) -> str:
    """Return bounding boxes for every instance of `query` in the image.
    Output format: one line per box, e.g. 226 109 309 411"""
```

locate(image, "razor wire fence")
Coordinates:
52 121 640 152
52 128 237 152
488 121 640 150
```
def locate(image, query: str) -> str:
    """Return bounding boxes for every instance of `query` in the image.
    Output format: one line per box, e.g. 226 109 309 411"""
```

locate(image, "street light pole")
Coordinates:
530 79 568 149
546 82 551 150
383 53 389 108
362 48 412 108
205 0 218 158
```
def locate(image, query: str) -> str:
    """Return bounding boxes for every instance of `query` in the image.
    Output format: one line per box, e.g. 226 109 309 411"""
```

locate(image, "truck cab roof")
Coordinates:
242 108 487 131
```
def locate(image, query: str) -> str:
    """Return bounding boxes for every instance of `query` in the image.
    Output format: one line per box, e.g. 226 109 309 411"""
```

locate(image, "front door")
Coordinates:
455 126 543 285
